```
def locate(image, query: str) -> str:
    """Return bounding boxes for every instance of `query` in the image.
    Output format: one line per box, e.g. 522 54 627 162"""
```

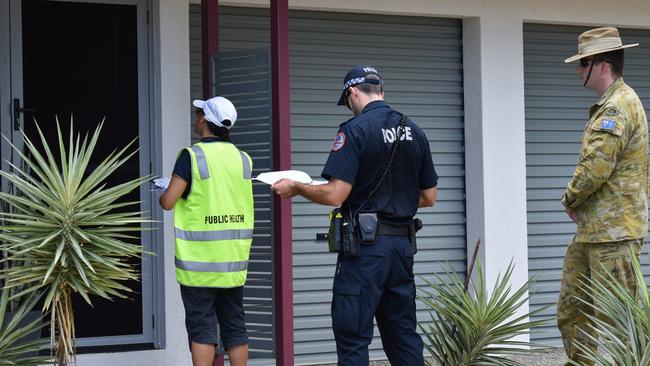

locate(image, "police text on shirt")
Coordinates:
382 126 413 143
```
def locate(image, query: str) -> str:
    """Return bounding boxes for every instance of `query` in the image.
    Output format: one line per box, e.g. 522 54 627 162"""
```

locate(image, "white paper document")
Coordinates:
152 176 171 191
254 170 328 186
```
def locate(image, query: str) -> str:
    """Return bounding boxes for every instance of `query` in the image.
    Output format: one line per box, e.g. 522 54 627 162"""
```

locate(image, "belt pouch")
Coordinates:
409 218 422 254
342 219 361 257
328 208 343 253
357 212 378 245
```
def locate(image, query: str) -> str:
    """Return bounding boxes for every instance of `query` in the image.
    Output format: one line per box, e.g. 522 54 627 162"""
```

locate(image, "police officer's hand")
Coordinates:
271 178 300 198
565 207 578 223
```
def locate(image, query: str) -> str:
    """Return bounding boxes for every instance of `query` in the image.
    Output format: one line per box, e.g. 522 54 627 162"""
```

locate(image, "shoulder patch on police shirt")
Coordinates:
331 132 346 151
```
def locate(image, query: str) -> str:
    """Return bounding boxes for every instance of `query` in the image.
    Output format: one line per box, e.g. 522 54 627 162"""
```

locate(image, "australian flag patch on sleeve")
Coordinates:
600 119 616 130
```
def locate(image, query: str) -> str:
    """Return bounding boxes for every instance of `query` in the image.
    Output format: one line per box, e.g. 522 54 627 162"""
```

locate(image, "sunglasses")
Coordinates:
579 58 593 68
344 87 356 110
195 108 204 116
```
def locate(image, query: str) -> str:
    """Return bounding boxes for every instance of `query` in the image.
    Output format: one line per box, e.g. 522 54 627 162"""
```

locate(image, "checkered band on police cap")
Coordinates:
337 65 383 106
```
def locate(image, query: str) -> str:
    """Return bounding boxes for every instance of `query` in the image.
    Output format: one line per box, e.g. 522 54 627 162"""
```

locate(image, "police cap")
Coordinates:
337 65 384 106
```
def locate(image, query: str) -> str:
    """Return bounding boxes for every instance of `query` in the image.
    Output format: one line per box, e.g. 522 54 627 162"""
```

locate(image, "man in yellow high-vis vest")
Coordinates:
160 96 254 366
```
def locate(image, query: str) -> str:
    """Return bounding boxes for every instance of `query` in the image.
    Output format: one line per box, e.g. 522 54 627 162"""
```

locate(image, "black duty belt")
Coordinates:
378 223 410 237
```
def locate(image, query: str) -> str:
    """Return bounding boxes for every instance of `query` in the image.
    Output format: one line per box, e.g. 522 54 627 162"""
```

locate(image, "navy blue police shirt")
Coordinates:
172 137 225 199
321 100 438 226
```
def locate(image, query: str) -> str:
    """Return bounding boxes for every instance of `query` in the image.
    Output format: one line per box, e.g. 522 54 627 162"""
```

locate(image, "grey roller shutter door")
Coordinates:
289 10 465 365
192 6 466 364
212 49 275 358
524 23 650 346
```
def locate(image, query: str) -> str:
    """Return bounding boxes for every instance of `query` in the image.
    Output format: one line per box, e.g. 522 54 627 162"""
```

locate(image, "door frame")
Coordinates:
0 0 163 349
0 0 23 195
0 0 9 194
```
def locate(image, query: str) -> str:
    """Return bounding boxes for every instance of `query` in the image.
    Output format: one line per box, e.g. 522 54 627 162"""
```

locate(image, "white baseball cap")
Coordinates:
192 96 238 129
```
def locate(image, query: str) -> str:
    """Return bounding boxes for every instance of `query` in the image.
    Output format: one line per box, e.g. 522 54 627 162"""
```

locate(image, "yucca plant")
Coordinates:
0 120 151 365
570 249 650 366
0 287 51 365
417 261 551 366
0 153 51 366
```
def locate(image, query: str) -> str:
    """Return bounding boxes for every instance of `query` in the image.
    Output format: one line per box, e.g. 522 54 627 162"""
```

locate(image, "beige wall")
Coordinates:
213 0 650 28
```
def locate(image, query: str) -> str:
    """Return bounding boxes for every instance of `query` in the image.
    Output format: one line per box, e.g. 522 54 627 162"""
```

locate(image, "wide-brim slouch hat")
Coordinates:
565 26 638 63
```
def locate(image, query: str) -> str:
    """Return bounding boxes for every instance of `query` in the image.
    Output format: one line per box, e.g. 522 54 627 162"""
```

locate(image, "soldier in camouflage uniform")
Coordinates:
558 27 648 366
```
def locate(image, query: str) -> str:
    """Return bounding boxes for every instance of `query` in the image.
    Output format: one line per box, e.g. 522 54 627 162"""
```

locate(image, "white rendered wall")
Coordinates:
220 0 650 28
77 0 191 364
462 14 531 342
465 13 529 303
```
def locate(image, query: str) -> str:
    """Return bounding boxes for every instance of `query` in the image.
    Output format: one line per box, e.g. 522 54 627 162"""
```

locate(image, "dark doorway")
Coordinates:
21 0 142 338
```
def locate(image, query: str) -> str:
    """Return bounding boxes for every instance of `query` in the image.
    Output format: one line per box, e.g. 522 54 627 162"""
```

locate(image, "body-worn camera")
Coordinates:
341 220 361 257
327 208 343 253
328 208 361 257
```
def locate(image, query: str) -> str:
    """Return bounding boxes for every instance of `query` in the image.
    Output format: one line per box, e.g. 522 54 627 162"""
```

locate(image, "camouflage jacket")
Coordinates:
561 78 648 243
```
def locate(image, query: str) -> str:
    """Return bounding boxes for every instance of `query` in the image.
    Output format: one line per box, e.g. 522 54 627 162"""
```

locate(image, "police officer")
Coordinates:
160 96 253 366
558 27 648 366
272 65 438 365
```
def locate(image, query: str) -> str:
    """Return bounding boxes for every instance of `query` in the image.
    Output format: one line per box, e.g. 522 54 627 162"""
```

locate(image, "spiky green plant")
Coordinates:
0 288 51 365
417 261 551 366
0 120 151 365
570 249 650 366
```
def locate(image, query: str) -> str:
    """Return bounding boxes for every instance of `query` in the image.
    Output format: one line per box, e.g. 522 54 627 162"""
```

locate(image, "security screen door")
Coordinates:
0 0 156 349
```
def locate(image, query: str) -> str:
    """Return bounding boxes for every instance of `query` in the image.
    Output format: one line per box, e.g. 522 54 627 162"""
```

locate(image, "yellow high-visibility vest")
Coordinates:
174 141 254 287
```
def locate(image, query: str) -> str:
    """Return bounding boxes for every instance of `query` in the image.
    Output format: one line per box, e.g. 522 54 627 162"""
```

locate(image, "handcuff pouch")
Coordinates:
357 212 378 245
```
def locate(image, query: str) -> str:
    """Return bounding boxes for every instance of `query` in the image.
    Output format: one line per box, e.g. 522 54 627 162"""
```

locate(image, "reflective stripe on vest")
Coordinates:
190 145 210 179
175 257 249 272
174 141 254 288
239 149 252 179
175 228 253 241
192 144 252 180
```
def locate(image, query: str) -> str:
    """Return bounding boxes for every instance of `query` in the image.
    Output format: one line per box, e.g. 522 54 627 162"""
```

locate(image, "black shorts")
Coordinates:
179 285 248 350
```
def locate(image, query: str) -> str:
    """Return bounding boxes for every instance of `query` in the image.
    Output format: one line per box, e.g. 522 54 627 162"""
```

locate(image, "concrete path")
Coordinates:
315 348 571 365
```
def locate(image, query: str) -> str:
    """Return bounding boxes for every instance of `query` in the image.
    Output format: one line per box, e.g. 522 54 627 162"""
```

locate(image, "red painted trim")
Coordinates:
212 353 224 366
202 0 219 99
271 0 294 365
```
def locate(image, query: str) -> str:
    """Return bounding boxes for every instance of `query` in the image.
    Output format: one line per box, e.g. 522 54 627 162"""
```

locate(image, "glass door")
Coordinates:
0 0 156 349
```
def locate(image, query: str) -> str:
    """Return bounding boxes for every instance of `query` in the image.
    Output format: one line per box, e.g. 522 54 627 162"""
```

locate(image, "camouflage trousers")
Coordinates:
557 237 643 366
